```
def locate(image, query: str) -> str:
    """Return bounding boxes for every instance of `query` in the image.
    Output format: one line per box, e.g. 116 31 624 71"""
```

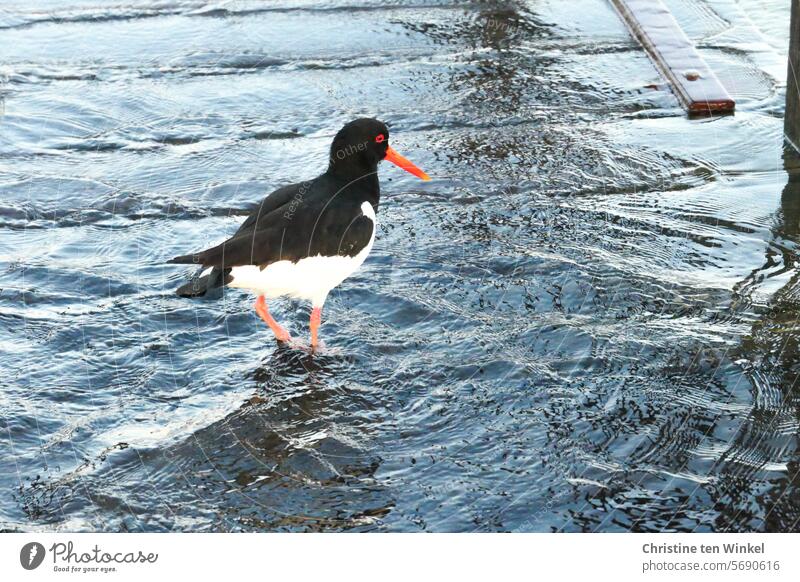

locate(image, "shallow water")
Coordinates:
1 0 798 532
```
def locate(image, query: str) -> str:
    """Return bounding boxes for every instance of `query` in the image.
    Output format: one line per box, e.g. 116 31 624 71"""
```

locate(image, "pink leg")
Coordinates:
254 295 291 342
310 307 322 349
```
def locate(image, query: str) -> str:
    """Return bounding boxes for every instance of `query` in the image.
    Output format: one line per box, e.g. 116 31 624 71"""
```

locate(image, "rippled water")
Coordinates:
1 0 798 532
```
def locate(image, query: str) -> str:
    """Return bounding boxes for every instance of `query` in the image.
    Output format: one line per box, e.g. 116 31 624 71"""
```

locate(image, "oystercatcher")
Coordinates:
168 118 430 348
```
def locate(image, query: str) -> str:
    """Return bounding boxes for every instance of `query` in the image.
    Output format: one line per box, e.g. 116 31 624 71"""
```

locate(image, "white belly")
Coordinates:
227 202 376 307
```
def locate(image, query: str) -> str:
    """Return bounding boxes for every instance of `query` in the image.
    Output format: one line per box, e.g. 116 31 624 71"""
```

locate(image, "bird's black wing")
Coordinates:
336 213 374 258
232 181 306 236
171 181 306 295
170 197 373 269
170 225 297 268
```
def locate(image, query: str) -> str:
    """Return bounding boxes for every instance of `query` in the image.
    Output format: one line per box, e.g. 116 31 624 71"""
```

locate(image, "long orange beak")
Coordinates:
384 146 431 181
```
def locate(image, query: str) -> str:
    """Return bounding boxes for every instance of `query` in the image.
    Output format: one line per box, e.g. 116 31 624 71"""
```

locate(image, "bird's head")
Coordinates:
328 118 430 181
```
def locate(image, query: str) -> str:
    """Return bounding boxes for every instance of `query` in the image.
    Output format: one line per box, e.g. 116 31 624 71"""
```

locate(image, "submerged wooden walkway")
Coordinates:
610 0 735 115
787 0 800 151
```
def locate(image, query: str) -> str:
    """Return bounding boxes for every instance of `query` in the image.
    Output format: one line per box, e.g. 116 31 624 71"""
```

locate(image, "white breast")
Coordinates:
227 201 376 307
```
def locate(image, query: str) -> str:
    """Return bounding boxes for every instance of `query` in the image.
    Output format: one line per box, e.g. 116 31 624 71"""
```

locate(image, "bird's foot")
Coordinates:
272 328 292 343
254 296 292 343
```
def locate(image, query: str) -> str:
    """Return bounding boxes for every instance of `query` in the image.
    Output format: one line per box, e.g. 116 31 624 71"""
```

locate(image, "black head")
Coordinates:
327 118 429 181
327 118 389 175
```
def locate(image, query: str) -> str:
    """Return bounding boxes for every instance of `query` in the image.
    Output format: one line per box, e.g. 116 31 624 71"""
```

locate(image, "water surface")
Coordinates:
1 0 799 532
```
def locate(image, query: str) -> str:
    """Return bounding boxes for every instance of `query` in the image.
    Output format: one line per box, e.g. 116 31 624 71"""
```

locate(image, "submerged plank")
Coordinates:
787 0 800 150
610 0 735 115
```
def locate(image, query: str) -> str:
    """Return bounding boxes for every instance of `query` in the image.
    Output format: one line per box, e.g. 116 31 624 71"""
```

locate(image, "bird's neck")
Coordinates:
327 155 378 178
323 166 380 206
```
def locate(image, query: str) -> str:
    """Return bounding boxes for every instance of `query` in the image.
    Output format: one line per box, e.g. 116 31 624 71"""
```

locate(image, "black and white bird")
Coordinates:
168 118 430 348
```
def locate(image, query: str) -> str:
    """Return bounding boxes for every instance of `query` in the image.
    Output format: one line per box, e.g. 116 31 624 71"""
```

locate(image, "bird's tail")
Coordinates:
167 253 200 264
175 267 228 298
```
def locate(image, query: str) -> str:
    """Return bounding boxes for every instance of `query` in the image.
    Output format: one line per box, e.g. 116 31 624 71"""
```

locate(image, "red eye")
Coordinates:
375 134 385 143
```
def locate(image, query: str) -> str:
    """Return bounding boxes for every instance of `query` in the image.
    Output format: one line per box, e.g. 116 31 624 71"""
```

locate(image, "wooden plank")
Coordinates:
787 0 800 152
610 0 735 115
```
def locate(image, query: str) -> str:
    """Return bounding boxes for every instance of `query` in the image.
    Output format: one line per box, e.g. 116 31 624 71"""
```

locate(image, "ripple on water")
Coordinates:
1 0 798 533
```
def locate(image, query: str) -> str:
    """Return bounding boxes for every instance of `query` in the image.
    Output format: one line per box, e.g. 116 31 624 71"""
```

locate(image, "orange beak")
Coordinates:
384 146 431 181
